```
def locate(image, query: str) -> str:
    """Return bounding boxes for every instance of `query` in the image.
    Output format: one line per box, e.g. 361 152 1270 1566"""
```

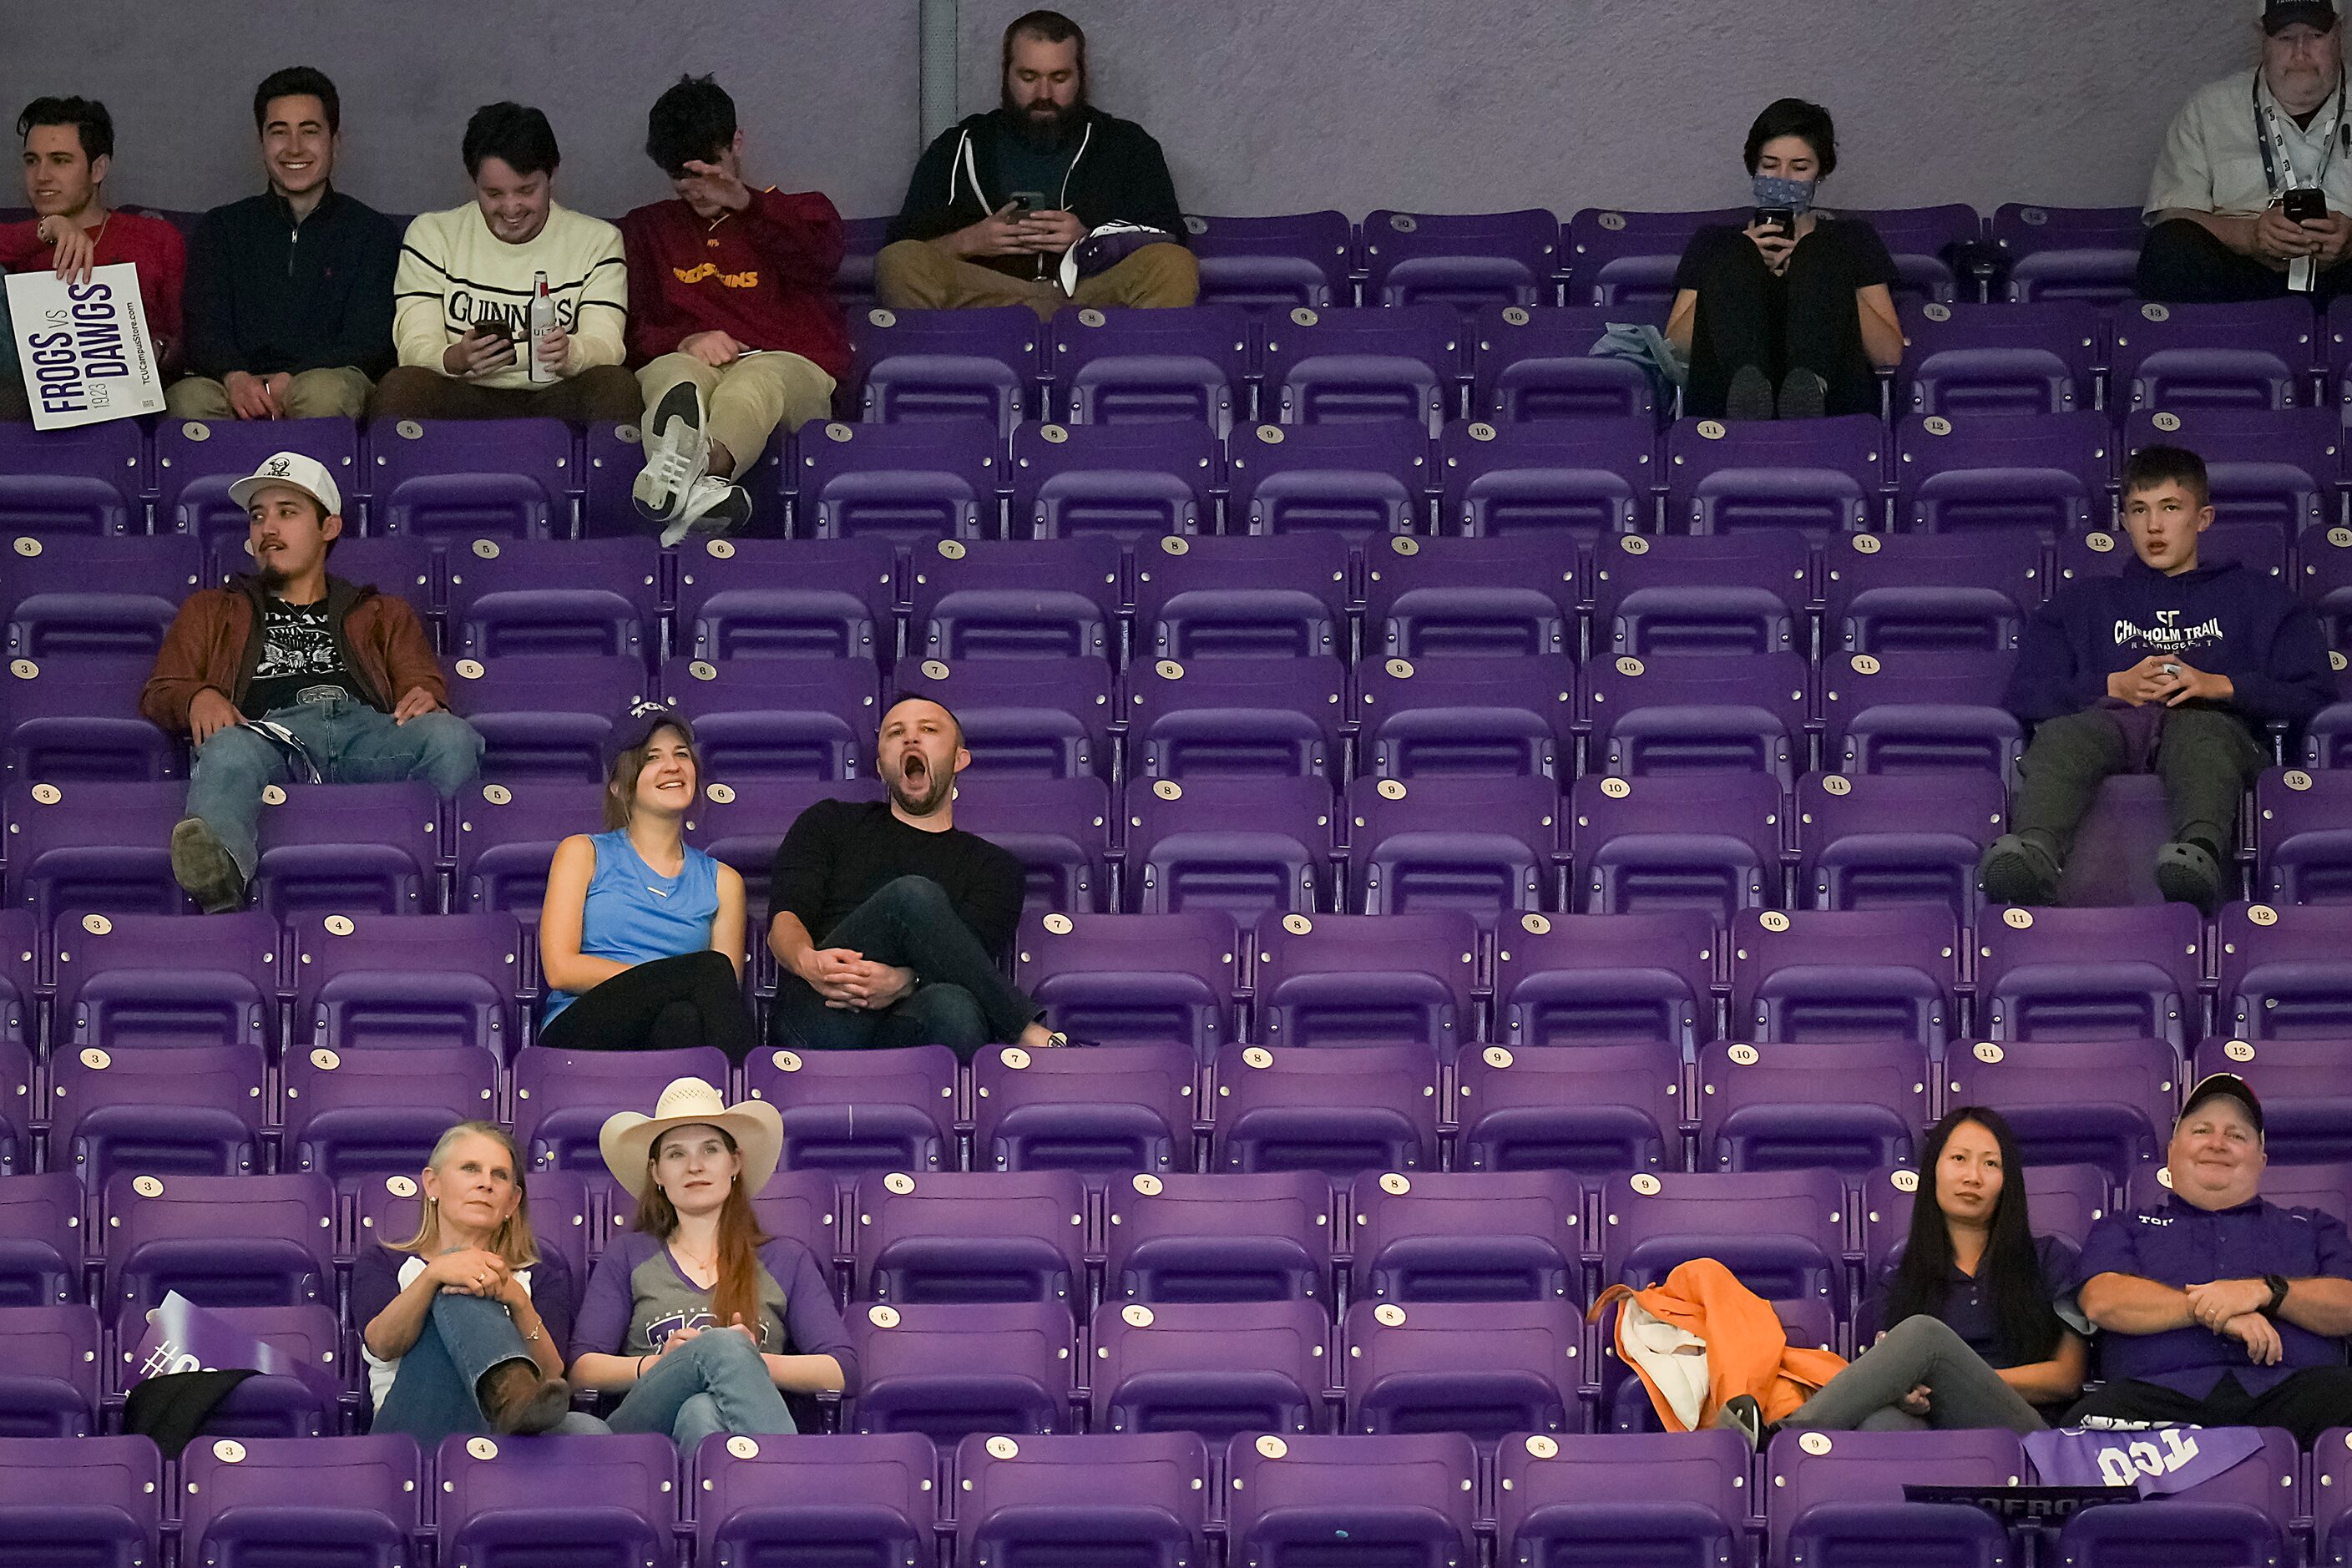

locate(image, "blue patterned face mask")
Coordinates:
1752 173 1818 215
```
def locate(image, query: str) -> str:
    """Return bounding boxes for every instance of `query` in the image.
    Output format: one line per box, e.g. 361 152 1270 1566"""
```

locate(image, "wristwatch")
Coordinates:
2261 1273 2291 1318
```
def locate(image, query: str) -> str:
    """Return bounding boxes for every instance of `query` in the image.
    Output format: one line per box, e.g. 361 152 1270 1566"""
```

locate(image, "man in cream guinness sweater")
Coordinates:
370 102 637 421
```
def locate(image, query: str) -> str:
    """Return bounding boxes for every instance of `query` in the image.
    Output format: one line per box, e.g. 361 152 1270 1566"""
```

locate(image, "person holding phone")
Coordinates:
1665 98 1903 422
2140 2 2352 303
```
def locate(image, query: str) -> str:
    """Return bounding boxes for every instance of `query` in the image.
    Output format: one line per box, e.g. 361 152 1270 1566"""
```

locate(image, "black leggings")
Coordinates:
1681 225 1879 418
538 950 758 1065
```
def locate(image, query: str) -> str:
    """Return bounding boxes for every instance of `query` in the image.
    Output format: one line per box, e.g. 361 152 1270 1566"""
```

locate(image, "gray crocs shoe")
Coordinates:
1978 833 2061 908
2154 840 2223 916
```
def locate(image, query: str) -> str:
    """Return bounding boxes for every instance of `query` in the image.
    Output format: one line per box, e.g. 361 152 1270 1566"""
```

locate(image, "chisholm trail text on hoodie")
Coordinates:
2110 610 2224 655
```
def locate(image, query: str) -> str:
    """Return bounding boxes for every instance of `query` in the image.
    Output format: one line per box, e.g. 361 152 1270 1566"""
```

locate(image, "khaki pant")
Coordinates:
366 363 642 422
874 239 1199 321
635 351 836 479
165 366 374 421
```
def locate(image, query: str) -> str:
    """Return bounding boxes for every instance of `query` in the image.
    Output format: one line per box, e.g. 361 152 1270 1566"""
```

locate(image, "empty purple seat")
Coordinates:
851 305 1037 438
1667 415 1884 537
745 1043 958 1175
432 1431 677 1568
849 1300 1073 1441
1821 650 2022 778
283 1043 499 1195
1124 776 1332 928
1015 910 1237 1052
1050 306 1250 432
1347 774 1557 928
1730 904 1958 1046
1823 529 2042 654
693 778 883 919
2217 899 2352 1039
2193 1036 2352 1164
1492 909 1715 1050
690 1429 934 1568
1129 657 1345 781
1344 1299 1582 1445
1184 210 1352 312
2112 299 2313 412
2313 1424 2352 1562
177 1433 422 1568
2 534 197 660
2059 518 2289 589
445 534 658 661
852 1169 1087 1306
1261 305 1461 432
2049 1425 2296 1568
357 1168 592 1282
1364 208 1561 313
973 1040 1195 1179
946 775 1110 914
105 1172 333 1313
797 417 999 544
1105 1170 1331 1303
1698 1038 1928 1173
895 655 1110 779
1439 417 1654 539
1364 532 1578 657
2258 766 2352 904
1565 206 1746 309
1601 1168 1846 1301
1976 902 2202 1043
1252 909 1478 1049
369 418 570 542
1768 1427 2023 1568
1797 768 2009 918
0 1434 161 1568
1943 1037 2177 1179
953 1430 1208 1568
2307 654 2352 770
52 908 279 1051
1900 301 2100 417
1848 204 1980 305
1356 655 1578 781
1136 531 1348 660
250 781 439 918
513 1044 731 1186
0 1042 23 1177
1223 1430 1479 1568
1568 770 1783 930
1227 422 1429 543
664 656 874 781
1584 652 1811 783
1012 419 1216 544
1458 1039 1682 1176
1 655 178 783
0 424 144 536
0 910 25 1058
2123 407 2338 536
673 535 894 661
1470 305 1660 424
0 1304 99 1435
1348 1169 1581 1302
1895 411 2111 537
1993 203 2145 305
1090 1298 1326 1439
907 535 1118 660
453 655 651 782
4 780 189 923
2302 521 2352 650
0 1174 81 1305
1211 1042 1439 1176
1864 1161 2112 1271
454 779 608 923
50 1043 265 1185
1590 530 1807 656
1497 1429 1750 1568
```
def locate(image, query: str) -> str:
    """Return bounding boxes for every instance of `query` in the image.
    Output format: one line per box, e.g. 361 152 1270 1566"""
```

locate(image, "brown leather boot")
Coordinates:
478 1360 572 1434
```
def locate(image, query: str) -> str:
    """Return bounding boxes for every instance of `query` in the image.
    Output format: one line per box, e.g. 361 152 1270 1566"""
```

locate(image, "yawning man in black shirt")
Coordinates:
766 695 1062 1060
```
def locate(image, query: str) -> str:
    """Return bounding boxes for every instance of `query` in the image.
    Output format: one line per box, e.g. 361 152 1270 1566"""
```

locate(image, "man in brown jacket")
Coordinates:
141 452 483 911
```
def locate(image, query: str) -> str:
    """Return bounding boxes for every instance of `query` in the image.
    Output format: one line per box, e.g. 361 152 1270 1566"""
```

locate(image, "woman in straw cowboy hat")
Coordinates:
569 1077 855 1448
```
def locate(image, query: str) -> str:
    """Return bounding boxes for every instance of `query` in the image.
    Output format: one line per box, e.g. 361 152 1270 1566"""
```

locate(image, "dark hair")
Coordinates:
252 67 340 137
17 96 113 163
2122 443 2212 507
883 691 964 746
603 718 700 831
1883 1106 2064 1368
462 101 559 180
1003 9 1088 78
1743 97 1838 179
645 75 736 179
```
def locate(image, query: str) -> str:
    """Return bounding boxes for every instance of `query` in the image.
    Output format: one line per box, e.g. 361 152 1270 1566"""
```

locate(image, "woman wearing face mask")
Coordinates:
569 1077 855 1449
1667 98 1905 422
1717 1107 2089 1448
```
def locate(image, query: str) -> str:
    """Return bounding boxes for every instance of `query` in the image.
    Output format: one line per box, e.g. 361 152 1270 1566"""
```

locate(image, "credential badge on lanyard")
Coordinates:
2256 70 2351 291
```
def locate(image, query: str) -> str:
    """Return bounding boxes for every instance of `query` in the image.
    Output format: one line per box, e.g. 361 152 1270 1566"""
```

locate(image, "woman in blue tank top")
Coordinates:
537 703 756 1063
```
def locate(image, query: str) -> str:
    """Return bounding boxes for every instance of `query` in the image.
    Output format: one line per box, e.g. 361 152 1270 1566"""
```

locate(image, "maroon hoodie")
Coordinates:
617 187 847 377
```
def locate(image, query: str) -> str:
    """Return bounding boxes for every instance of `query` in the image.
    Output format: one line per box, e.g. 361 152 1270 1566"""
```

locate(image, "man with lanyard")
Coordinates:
2139 0 2352 302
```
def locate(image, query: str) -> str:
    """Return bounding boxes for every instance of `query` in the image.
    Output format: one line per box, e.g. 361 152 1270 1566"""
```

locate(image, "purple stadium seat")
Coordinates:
1497 1429 1750 1568
1347 774 1557 928
1012 419 1216 544
1348 1170 1581 1302
177 1434 422 1568
1584 652 1811 784
1977 902 2202 1044
1666 414 1884 537
2056 773 2208 910
833 215 894 315
1089 1299 1325 1439
4 780 188 923
0 1175 80 1305
1136 531 1348 660
1992 203 2145 305
2193 1036 2352 1164
1124 776 1333 928
1343 1299 1582 1445
852 1169 1087 1306
2049 1426 2296 1568
2111 298 2313 412
446 534 658 661
1698 1037 1928 1173
1565 206 1746 309
450 654 650 782
673 535 894 661
0 908 30 1052
1864 1162 2113 1277
1129 656 1346 781
945 775 1110 914
1261 305 1461 432
1491 909 1715 1050
1821 650 2023 778
972 1040 1195 1179
1438 417 1654 539
2217 900 2352 1039
1227 422 1429 544
907 536 1118 660
850 1300 1073 1440
690 1429 934 1568
356 1169 593 1282
0 423 144 535
1850 204 1981 305
1470 305 1661 425
0 1041 23 1178
432 1431 677 1568
51 908 278 1051
692 778 883 922
2309 653 2352 770
1356 655 1578 781
453 779 608 923
283 1043 500 1195
1768 1428 2023 1568
0 1304 99 1436
744 1044 958 1176
1222 1431 1479 1568
50 1043 265 1186
0 1434 162 1568
1211 1042 1439 1176
1049 306 1250 432
513 1044 731 1195
1 655 178 783
1363 531 1579 657
1895 411 2111 537
2258 766 2352 903
895 655 1110 779
583 419 776 540
1590 530 1807 656
664 656 874 781
105 1172 333 1313
1943 1037 2178 1178
851 305 1036 438
2138 1158 2352 1223
1730 904 1958 1046
1568 769 1783 929
245 534 435 620
2304 521 2352 650
953 1430 1209 1568
1823 529 2042 654
2313 1426 2352 1562
369 418 569 543
1015 910 1237 1053
1900 301 2101 417
1457 1039 1682 1176
250 781 439 918
1601 1168 1846 1301
1252 909 1478 1049
1183 210 1353 312
1364 209 1561 313
2124 407 2338 536
1797 768 2009 918
797 417 999 544
2059 518 2289 589
1105 1170 1331 1303
3 534 197 660
158 417 358 555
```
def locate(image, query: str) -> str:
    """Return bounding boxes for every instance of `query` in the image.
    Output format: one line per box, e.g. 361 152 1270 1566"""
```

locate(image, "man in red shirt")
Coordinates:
619 76 846 544
0 97 186 419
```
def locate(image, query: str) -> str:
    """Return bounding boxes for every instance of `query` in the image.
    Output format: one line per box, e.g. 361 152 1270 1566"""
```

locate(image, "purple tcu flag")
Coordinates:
129 1291 341 1404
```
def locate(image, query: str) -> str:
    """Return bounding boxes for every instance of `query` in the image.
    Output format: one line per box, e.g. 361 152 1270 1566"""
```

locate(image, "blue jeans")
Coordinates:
184 696 483 876
605 1328 797 1451
372 1290 606 1442
771 875 1040 1060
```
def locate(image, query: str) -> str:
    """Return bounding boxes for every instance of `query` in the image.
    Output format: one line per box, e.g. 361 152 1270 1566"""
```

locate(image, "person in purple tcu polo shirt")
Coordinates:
2069 1074 2352 1445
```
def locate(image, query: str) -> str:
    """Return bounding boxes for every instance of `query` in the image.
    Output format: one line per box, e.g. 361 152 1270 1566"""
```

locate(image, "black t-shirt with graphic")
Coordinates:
241 595 362 717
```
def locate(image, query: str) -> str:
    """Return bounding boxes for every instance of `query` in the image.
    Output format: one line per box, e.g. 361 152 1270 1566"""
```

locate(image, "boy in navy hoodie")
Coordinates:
1980 444 2331 913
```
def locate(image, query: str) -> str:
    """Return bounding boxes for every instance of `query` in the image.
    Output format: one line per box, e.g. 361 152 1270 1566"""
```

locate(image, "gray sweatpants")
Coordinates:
1780 1314 2047 1436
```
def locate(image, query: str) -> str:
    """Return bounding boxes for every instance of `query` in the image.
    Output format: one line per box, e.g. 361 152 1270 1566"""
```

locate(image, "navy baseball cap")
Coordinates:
604 699 696 771
2266 1 2339 33
2180 1072 2265 1136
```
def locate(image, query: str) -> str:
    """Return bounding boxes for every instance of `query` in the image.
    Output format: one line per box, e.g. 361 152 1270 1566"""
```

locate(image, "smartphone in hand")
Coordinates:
2285 187 2329 225
1752 205 1796 237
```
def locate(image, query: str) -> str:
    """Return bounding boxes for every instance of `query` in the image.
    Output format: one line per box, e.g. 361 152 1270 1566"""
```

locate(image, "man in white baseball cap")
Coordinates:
139 450 483 911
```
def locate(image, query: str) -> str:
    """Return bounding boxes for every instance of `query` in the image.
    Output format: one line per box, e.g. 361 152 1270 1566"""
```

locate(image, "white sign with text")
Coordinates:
7 261 167 428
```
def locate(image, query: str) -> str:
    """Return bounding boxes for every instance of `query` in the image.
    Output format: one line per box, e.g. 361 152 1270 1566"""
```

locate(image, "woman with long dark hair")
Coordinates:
1721 1107 2087 1444
569 1077 855 1449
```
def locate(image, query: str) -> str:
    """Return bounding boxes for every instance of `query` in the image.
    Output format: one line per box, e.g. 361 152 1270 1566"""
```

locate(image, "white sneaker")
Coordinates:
632 380 712 523
659 474 753 547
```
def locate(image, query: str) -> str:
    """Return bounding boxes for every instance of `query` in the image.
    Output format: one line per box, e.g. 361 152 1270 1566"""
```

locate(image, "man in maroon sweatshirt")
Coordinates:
619 76 846 544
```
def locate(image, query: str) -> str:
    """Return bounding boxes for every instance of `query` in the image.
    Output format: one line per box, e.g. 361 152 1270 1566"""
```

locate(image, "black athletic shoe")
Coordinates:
1725 364 1776 422
1712 1393 1767 1452
1979 833 2061 908
2154 840 2223 916
1778 367 1828 421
